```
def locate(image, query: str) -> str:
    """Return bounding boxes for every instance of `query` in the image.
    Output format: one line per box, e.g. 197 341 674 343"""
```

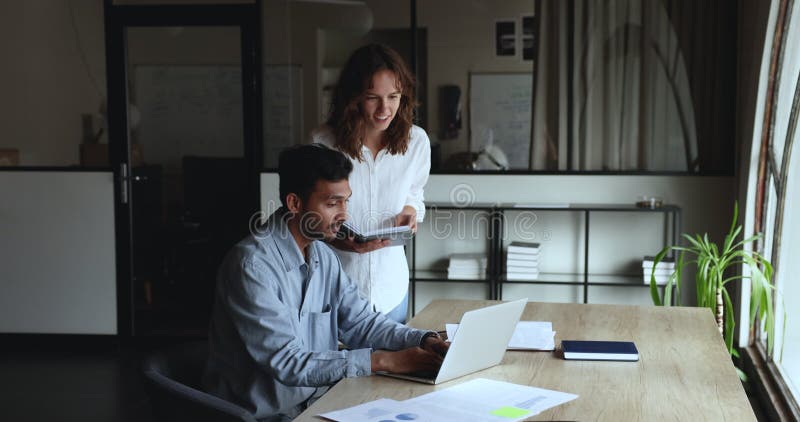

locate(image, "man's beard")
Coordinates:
299 212 342 241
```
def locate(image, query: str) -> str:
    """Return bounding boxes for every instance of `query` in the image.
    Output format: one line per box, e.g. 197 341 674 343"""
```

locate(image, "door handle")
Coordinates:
120 163 129 204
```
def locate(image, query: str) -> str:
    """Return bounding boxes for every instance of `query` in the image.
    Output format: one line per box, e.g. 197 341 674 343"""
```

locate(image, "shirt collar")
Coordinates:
268 208 320 272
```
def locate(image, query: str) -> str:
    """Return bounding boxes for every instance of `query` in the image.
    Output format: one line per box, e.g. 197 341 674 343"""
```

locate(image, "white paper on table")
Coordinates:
403 378 578 421
446 321 556 351
318 398 439 422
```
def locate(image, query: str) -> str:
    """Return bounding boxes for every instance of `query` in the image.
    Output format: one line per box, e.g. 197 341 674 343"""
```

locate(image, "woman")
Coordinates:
313 44 431 323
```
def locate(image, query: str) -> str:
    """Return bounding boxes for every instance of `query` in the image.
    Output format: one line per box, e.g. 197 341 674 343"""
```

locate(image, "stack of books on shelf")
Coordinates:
447 253 487 280
642 256 676 285
506 242 540 281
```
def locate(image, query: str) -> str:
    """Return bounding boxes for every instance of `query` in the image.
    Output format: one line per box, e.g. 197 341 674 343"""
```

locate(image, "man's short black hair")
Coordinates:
278 143 353 207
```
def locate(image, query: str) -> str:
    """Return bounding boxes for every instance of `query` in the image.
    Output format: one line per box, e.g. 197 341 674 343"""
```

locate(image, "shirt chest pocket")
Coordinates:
301 304 336 352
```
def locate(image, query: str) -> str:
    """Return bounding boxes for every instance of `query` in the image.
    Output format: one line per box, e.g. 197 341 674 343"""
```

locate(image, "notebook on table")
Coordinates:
561 340 639 361
377 298 527 384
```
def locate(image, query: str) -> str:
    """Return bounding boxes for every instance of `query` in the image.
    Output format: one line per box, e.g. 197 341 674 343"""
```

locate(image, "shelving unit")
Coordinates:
409 203 500 313
408 203 680 314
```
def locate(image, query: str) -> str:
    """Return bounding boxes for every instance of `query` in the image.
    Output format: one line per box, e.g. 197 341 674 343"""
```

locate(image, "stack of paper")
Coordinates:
320 378 578 422
446 321 556 351
506 242 540 281
448 253 488 280
642 256 675 285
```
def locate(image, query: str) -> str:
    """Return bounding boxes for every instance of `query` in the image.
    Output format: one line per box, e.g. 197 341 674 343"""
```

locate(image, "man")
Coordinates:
203 144 448 420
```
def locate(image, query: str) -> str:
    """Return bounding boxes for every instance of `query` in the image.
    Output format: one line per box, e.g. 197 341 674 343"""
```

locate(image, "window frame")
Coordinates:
744 0 800 418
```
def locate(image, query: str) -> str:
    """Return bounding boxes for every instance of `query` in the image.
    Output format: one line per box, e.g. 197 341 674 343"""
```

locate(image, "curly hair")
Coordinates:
325 44 417 160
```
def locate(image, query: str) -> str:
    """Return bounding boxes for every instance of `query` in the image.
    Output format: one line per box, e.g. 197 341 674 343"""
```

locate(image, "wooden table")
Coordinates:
297 300 755 421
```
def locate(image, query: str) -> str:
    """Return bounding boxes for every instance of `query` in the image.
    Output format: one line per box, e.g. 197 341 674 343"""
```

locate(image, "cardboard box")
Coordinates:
0 149 19 166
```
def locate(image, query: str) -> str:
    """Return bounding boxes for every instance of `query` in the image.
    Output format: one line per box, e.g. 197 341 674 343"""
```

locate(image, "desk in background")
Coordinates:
297 300 755 421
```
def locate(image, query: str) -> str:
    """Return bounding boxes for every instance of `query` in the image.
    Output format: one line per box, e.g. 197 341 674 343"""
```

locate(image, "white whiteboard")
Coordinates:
132 65 303 169
469 73 532 169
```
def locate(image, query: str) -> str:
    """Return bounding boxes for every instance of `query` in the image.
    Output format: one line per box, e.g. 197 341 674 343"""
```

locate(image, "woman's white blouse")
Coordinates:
312 124 431 313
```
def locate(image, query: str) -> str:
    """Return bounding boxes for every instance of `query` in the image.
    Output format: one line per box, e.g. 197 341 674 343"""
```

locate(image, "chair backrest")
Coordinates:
142 341 257 422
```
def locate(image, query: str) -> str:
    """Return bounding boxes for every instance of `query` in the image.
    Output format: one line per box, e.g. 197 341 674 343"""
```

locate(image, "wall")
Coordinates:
0 0 374 166
0 0 106 166
0 172 117 334
417 0 535 161
261 172 737 311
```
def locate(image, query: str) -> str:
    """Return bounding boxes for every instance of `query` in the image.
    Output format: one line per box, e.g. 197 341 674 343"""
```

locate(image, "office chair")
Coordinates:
142 341 257 422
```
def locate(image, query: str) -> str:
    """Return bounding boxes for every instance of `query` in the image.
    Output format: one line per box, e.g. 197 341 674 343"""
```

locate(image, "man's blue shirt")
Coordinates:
202 210 426 419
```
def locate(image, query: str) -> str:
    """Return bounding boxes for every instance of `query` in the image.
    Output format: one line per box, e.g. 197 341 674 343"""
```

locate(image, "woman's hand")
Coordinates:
395 206 418 233
329 236 389 254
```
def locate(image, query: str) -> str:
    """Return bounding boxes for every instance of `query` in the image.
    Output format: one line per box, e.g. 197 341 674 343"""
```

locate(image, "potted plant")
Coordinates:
649 202 776 379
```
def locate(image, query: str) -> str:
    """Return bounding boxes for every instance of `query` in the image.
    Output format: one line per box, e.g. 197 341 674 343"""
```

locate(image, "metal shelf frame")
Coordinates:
409 203 681 314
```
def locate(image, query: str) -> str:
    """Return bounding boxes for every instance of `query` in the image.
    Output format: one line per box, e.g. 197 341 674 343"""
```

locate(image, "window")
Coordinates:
774 138 800 399
745 0 800 414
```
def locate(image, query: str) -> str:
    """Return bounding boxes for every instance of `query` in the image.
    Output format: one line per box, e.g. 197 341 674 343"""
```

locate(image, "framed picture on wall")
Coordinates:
522 15 537 61
495 20 516 57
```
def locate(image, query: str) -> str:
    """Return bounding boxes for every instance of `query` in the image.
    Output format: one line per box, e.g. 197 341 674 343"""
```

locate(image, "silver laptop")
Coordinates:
378 298 527 384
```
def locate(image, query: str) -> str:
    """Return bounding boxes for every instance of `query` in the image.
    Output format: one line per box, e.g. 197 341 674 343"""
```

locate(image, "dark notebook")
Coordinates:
561 340 639 361
337 221 413 246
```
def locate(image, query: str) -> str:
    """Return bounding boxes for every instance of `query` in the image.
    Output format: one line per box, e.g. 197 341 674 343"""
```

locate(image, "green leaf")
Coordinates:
736 367 748 382
729 201 739 235
710 242 719 259
761 267 775 356
748 259 765 326
674 251 684 306
722 225 742 256
722 288 736 355
649 247 671 306
743 253 776 356
722 275 750 285
684 233 703 250
729 233 762 254
697 257 715 309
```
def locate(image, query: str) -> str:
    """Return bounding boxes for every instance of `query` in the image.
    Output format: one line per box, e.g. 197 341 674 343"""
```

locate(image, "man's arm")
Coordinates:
224 258 372 387
334 268 448 373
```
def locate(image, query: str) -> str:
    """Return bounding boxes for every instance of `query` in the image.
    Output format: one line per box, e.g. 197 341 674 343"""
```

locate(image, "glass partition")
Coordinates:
258 0 737 174
126 25 249 336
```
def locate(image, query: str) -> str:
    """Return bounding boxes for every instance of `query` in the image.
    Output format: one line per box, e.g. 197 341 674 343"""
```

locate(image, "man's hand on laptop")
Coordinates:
371 347 443 374
422 334 449 358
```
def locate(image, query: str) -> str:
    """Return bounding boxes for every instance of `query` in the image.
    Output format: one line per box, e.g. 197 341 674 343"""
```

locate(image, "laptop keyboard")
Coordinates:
403 369 439 379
